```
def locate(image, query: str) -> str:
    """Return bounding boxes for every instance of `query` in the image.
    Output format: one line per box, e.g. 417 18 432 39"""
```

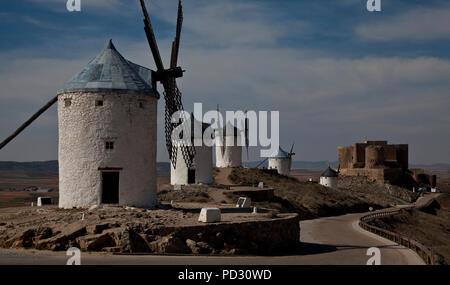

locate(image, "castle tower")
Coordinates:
267 146 292 176
171 116 213 185
57 40 159 208
215 122 242 168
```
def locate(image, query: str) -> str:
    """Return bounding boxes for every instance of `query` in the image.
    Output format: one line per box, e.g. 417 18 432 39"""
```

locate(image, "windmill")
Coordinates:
139 0 195 169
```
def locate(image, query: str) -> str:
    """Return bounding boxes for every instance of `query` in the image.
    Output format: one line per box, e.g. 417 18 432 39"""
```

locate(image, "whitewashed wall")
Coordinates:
215 135 242 168
58 91 158 208
170 144 213 185
319 176 338 189
268 158 291 176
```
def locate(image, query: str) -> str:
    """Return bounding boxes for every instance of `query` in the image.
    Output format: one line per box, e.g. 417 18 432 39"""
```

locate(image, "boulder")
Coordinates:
77 233 116 251
149 234 190 254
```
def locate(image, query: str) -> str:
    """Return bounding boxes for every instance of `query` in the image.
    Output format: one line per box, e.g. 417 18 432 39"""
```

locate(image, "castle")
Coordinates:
338 141 436 188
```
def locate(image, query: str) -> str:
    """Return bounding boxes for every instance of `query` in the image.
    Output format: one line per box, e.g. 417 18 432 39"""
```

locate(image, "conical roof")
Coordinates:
320 166 338 177
267 146 290 158
57 40 158 96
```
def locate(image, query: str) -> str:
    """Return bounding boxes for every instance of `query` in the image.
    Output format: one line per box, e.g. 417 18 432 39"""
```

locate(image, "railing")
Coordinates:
359 204 438 265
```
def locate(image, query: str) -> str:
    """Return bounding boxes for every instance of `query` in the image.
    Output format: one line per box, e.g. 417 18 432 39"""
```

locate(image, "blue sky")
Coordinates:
0 0 449 164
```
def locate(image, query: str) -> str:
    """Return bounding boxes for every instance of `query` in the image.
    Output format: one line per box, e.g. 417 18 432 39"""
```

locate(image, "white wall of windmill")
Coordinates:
215 134 242 168
171 138 213 185
58 92 158 208
319 176 338 189
268 157 291 176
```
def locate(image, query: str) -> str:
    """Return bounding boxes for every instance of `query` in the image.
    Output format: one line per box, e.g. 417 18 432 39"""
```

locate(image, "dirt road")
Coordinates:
0 195 437 265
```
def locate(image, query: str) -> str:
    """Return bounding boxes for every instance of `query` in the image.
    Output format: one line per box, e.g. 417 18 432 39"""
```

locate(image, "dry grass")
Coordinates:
228 168 414 219
369 194 450 264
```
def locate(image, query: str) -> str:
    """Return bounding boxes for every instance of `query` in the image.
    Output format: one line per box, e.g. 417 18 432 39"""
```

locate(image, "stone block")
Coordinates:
37 197 53 207
236 197 251 208
198 208 221 223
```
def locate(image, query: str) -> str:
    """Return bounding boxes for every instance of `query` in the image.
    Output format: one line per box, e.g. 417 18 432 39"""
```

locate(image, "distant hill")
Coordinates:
244 160 338 169
0 161 172 176
0 160 448 177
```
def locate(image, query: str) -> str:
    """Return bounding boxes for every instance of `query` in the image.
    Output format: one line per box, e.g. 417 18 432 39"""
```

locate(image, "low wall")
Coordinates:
144 213 299 255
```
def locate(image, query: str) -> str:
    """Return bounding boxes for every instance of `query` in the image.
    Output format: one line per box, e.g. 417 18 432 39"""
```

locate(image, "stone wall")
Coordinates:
144 213 299 255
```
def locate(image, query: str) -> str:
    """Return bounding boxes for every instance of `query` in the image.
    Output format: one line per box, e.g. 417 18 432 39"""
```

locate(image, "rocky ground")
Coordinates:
0 204 299 255
227 168 418 219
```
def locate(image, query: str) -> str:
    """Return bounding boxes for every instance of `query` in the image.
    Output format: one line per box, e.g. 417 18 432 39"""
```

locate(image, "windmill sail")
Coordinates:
139 0 195 169
0 96 58 151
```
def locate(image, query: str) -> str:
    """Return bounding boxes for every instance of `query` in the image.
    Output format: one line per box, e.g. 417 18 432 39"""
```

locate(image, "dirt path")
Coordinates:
213 168 234 185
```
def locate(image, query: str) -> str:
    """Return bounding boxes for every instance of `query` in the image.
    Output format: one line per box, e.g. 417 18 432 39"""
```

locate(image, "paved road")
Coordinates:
0 195 437 265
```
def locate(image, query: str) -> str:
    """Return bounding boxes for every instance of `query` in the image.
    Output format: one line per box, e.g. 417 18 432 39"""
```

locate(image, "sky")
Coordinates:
0 0 449 164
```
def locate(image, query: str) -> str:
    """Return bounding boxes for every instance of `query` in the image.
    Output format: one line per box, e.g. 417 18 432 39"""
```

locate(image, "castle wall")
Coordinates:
338 146 353 169
352 143 366 168
365 145 385 168
58 91 157 208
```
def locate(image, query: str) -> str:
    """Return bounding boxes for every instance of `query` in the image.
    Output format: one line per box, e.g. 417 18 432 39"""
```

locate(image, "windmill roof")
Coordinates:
266 146 290 158
57 40 158 96
320 166 338 177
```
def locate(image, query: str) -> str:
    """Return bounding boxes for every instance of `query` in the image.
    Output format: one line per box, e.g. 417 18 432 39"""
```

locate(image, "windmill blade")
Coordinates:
139 0 194 169
0 96 57 151
139 0 165 72
163 78 196 169
170 0 183 69
216 104 225 156
288 142 295 171
242 110 249 161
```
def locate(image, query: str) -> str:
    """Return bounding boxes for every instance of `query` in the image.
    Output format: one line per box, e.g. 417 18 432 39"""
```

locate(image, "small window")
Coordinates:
138 100 146 109
105 141 114 150
64 98 72 107
96 100 103 107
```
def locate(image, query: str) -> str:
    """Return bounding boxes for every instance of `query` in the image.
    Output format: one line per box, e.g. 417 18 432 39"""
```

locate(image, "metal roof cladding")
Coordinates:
57 40 158 97
267 146 290 158
320 166 338 177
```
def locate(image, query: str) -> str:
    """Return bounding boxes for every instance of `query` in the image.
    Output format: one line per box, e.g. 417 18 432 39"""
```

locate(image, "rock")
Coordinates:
77 233 116 251
35 223 86 250
196 241 215 254
117 228 150 253
149 234 190 254
6 229 36 248
88 205 99 211
103 246 121 253
86 223 112 235
186 239 199 254
32 227 53 243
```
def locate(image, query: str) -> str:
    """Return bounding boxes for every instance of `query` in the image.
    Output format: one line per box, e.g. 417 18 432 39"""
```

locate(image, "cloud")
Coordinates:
355 4 450 41
1 0 449 164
